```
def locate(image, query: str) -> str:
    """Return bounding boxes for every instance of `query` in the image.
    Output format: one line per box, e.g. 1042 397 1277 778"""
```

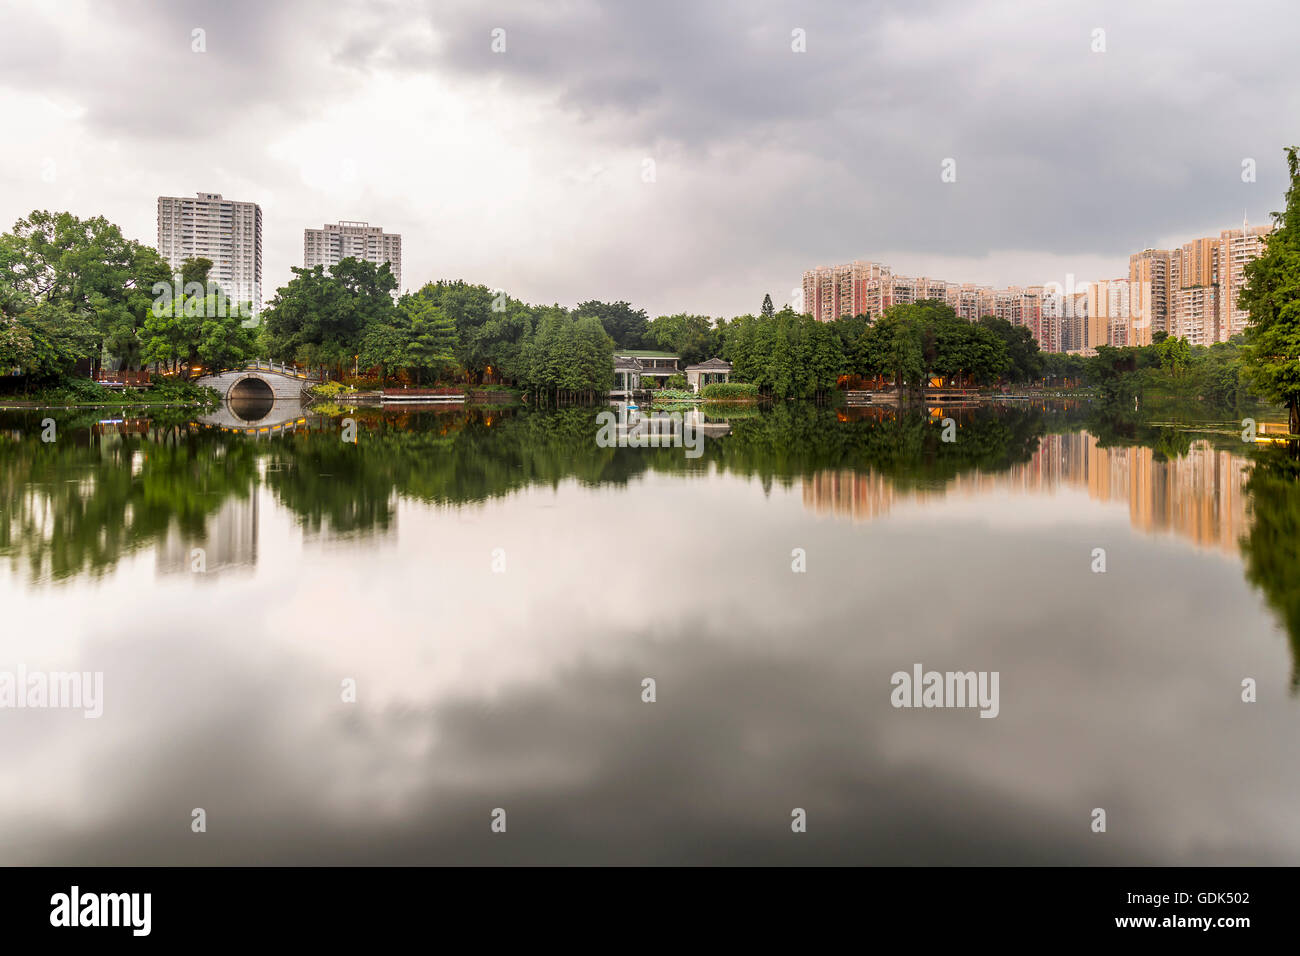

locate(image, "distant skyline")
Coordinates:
0 0 1296 316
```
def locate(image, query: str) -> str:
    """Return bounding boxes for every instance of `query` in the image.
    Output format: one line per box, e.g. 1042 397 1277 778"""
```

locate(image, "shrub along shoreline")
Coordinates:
701 382 759 403
650 388 698 405
0 378 219 409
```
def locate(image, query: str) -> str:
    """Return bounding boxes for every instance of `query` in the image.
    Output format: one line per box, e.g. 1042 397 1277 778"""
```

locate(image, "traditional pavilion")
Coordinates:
616 350 680 382
612 350 680 396
613 354 643 397
611 352 732 396
684 357 732 393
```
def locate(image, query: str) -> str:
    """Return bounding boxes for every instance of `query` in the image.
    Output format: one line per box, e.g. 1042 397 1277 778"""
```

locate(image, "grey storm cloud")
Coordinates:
416 0 1300 255
0 0 1297 314
0 0 317 136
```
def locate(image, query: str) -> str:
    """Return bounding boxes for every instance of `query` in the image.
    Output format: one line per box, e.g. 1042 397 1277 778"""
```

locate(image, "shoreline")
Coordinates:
0 400 214 410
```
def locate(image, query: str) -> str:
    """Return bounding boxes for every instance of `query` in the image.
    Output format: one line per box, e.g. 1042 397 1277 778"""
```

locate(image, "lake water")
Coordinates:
2 399 1298 864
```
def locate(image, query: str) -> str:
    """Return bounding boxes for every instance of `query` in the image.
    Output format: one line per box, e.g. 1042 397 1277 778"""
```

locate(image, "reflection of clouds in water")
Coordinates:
0 624 1123 865
2 473 1296 864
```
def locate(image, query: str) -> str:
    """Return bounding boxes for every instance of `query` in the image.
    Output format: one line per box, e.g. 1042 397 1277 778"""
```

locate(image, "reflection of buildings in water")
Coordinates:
799 470 907 523
156 493 259 577
1075 434 1250 552
613 406 732 440
802 432 1251 553
90 418 153 439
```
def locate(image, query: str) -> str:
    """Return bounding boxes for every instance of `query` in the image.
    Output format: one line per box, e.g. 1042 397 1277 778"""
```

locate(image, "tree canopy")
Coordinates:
139 257 256 373
0 210 169 380
845 301 1009 389
1242 146 1300 434
260 258 399 375
574 300 650 350
648 313 718 366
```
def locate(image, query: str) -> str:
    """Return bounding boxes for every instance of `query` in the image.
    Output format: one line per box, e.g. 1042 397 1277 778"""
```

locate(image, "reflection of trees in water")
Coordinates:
15 397 1300 698
711 402 1054 493
0 413 258 582
1083 407 1198 460
0 403 1082 579
1239 447 1300 691
255 403 1064 528
10 399 1300 688
3 403 1068 581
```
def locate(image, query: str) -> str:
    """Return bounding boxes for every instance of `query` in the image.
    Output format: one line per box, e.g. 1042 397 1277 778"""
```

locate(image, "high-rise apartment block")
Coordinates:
1172 284 1220 346
156 192 263 315
1062 291 1091 353
801 261 1062 350
1170 235 1218 343
1217 223 1271 340
1088 279 1138 347
804 216 1271 354
1128 249 1175 339
1167 220 1271 344
801 261 889 322
1179 236 1218 289
303 221 402 290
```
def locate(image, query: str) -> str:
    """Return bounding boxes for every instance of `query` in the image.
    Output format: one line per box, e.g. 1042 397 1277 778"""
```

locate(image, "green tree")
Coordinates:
401 295 459 385
261 258 396 377
0 300 97 388
859 307 925 390
977 315 1040 383
1242 146 1300 435
181 257 215 291
574 300 649 350
1156 335 1192 377
139 296 192 372
769 314 795 397
516 309 613 401
0 210 169 375
140 257 255 374
358 321 406 385
806 314 846 397
649 312 717 365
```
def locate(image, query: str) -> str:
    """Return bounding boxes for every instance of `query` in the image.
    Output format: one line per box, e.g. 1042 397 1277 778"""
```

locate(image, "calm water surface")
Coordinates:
2 399 1299 864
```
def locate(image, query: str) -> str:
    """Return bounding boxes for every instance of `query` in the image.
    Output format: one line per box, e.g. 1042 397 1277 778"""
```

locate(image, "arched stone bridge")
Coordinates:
195 362 320 402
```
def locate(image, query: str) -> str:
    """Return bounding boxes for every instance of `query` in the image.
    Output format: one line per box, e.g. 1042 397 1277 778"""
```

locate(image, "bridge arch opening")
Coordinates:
228 375 276 422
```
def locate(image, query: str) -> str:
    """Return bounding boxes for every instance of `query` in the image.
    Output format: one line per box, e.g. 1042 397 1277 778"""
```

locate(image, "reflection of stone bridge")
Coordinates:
195 361 320 402
196 398 309 435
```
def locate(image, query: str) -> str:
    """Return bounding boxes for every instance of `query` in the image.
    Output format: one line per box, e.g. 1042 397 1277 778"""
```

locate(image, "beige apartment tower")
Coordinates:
801 221 1271 353
1172 284 1220 346
1218 222 1271 340
1128 249 1175 339
304 221 402 290
156 192 263 315
1178 236 1218 290
1163 221 1271 344
1088 278 1143 348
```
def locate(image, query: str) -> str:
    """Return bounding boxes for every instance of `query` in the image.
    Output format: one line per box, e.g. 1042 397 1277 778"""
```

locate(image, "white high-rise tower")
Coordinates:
156 192 264 315
303 220 402 290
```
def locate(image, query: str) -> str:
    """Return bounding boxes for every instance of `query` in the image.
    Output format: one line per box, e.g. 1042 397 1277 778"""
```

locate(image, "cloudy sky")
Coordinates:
0 0 1296 317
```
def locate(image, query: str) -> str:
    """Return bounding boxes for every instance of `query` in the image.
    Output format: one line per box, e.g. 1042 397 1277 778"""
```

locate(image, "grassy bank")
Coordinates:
0 378 219 409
